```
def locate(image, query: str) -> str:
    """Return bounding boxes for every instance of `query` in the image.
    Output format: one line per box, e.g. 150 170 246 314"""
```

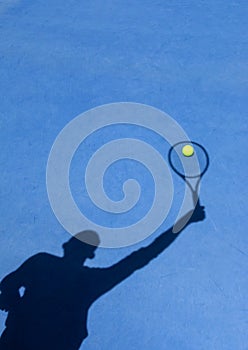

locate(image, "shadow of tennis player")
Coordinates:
0 204 205 350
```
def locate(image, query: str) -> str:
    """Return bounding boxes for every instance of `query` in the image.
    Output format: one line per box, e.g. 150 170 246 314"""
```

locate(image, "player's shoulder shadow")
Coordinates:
0 232 105 349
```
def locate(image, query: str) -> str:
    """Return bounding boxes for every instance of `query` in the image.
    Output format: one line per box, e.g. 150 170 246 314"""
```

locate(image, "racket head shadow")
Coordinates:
168 141 209 180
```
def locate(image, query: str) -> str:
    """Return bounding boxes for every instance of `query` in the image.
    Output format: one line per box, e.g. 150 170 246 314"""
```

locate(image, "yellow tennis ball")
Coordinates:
182 144 194 157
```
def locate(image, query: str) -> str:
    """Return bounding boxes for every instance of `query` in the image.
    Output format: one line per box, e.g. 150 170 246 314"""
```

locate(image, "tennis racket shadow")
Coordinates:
168 141 210 232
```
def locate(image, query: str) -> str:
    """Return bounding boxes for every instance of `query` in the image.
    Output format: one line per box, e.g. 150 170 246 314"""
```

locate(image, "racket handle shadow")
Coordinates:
192 188 200 207
173 192 205 234
173 211 195 233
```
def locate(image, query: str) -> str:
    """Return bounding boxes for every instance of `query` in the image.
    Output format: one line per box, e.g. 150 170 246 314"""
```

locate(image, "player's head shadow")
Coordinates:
62 230 100 263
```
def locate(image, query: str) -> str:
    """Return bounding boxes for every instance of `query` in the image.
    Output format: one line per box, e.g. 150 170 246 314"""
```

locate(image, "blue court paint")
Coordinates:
0 1 247 349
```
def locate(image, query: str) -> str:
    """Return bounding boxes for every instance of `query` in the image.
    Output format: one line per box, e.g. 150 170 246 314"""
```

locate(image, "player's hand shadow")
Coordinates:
189 202 206 223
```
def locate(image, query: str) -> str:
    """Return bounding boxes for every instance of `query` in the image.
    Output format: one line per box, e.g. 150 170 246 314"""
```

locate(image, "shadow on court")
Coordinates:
0 205 205 350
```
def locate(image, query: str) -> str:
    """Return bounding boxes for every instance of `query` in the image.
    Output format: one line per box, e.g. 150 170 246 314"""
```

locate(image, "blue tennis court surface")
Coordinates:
0 1 247 349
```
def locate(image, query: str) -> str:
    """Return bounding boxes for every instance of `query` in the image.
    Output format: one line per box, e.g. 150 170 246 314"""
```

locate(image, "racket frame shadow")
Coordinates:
168 141 209 210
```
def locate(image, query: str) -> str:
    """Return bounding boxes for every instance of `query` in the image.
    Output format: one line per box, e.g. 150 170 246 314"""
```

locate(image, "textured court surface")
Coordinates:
0 1 247 349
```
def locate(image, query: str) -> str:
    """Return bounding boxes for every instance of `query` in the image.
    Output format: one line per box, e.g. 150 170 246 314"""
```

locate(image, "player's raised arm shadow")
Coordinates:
0 205 205 350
